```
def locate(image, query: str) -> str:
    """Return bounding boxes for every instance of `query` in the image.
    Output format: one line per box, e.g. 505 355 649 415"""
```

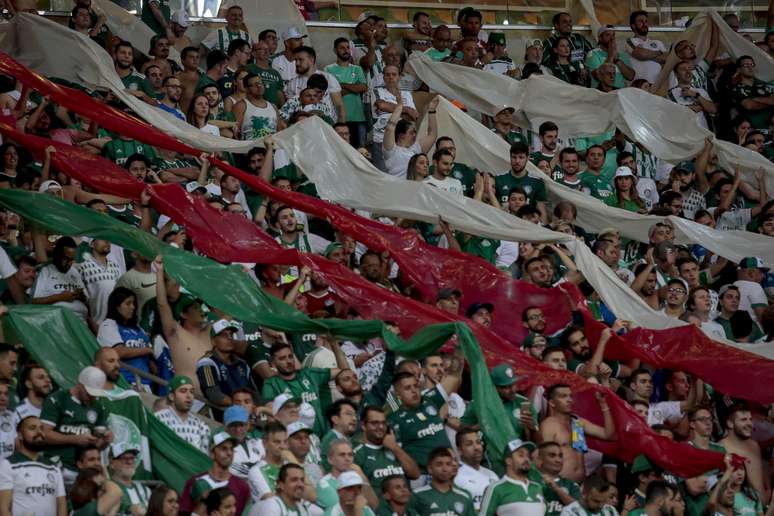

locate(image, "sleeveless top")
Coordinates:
240 98 277 140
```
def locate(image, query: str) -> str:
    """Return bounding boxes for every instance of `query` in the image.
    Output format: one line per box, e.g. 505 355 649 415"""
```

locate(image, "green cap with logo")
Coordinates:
488 32 506 46
503 438 536 457
168 375 193 393
490 363 518 386
211 319 240 337
738 256 769 272
324 242 343 257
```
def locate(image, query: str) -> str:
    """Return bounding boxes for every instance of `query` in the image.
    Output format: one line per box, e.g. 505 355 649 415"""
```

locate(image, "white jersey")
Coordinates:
626 35 667 83
248 496 315 516
231 437 265 478
13 398 41 426
0 247 16 279
560 500 619 516
78 254 121 325
0 452 65 516
0 411 14 459
272 53 297 83
154 408 210 453
734 279 768 323
424 175 464 197
647 400 682 426
30 263 88 322
454 462 498 510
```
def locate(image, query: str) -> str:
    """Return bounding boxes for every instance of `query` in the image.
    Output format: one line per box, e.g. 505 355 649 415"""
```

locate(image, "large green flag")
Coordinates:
0 190 516 478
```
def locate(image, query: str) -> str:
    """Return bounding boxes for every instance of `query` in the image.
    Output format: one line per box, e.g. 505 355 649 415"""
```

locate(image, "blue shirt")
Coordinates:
196 353 250 398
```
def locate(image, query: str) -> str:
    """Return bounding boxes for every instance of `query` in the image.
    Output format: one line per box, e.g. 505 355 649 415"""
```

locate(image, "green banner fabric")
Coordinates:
0 190 516 478
2 305 211 490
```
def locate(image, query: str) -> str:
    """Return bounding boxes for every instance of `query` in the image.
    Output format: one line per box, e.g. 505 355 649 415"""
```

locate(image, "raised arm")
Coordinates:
154 256 178 341
581 391 615 440
417 97 439 153
382 100 403 152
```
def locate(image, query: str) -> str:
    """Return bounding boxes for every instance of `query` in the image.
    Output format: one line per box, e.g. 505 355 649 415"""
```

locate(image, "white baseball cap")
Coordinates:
39 180 62 193
614 166 635 178
170 10 189 27
337 471 364 489
271 393 300 415
282 26 307 40
185 181 208 194
78 366 108 397
287 421 313 437
110 441 141 458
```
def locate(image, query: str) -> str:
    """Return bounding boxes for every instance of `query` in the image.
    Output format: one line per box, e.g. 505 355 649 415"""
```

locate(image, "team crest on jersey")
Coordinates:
425 405 437 416
416 413 426 421
454 502 464 513
385 450 396 461
47 472 56 484
524 185 533 195
86 410 97 424
512 408 521 419
302 379 312 389
0 422 9 432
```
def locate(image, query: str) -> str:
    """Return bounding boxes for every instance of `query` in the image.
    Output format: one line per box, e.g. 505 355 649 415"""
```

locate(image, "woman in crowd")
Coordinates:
224 68 249 115
547 36 586 86
187 94 220 137
371 64 419 171
146 485 180 516
0 142 22 187
406 152 429 181
606 167 647 213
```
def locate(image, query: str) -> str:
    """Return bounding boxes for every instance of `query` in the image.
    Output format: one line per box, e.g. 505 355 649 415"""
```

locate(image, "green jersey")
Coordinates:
353 443 406 494
262 368 332 435
246 64 285 107
387 386 450 470
542 31 593 65
120 71 146 93
461 394 536 472
458 235 500 265
140 0 169 35
494 128 529 147
320 429 349 472
578 171 614 201
531 473 580 516
102 138 158 167
494 171 547 205
480 476 546 516
290 332 318 363
249 460 280 500
575 133 618 179
40 390 109 470
731 78 774 129
324 64 367 123
413 484 476 516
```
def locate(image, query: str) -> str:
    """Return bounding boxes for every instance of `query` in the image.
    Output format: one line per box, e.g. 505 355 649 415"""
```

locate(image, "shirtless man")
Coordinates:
177 46 202 114
154 256 211 393
539 385 615 482
719 405 768 502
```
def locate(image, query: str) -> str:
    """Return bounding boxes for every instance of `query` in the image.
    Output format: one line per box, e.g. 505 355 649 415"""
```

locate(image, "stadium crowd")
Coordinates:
0 0 773 515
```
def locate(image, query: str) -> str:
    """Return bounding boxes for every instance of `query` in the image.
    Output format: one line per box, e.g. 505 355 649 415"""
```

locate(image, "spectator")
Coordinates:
404 11 433 54
542 12 592 67
108 442 151 514
201 5 251 53
195 319 251 409
626 10 668 83
31 236 89 323
324 39 368 147
247 421 288 502
247 40 286 107
586 25 634 89
730 56 774 130
273 27 308 85
425 25 453 62
155 375 211 453
233 73 284 140
480 439 544 514
285 46 345 123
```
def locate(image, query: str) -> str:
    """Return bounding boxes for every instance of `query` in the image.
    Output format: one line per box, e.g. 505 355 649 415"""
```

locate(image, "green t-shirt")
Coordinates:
387 386 450 470
413 484 476 516
731 78 774 129
425 47 451 62
102 138 158 167
575 133 617 179
290 332 318 363
579 171 614 201
140 0 169 35
584 48 631 89
261 368 332 435
458 235 500 265
40 390 109 470
480 476 546 515
121 72 146 93
245 64 285 107
530 471 581 516
495 171 547 205
604 194 643 213
324 64 367 123
461 393 536 471
353 443 406 494
118 481 152 515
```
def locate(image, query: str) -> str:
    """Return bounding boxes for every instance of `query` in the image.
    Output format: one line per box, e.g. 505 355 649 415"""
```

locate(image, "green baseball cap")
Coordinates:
173 295 201 321
503 438 536 457
490 363 518 387
323 242 343 257
488 32 506 46
738 256 769 272
191 479 212 502
168 375 193 393
631 454 655 474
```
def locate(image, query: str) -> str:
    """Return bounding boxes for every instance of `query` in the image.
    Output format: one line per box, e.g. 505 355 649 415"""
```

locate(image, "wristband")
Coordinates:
428 110 437 114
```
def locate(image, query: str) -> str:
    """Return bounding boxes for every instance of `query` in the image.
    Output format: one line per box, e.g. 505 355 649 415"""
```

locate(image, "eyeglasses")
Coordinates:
527 314 545 321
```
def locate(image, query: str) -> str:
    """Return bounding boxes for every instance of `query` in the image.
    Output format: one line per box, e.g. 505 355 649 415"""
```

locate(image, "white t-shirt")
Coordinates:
701 320 727 341
383 142 421 179
455 462 498 510
706 207 752 232
626 35 667 83
734 280 768 323
668 86 713 130
0 453 65 515
0 411 14 458
116 268 156 313
425 175 464 197
647 400 682 426
30 264 88 322
371 88 415 144
200 123 220 137
78 254 120 325
271 53 297 83
248 496 316 516
247 460 277 502
496 241 519 269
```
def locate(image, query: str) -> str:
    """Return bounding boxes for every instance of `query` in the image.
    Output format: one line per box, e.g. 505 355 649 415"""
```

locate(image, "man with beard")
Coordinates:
542 12 592 67
325 39 368 147
637 481 685 516
497 142 548 222
31 236 89 323
538 386 614 482
554 148 588 193
141 64 165 101
427 149 464 197
530 121 561 173
40 366 113 480
109 442 151 514
274 206 312 253
300 270 345 317
563 327 623 380
286 46 345 123
480 439 544 515
404 11 433 53
354 406 419 493
13 365 51 421
523 257 554 289
249 463 312 515
158 76 185 120
453 426 498 510
262 342 348 436
466 302 494 328
0 416 66 516
460 364 536 470
559 476 618 516
719 405 767 501
78 238 120 327
113 41 150 102
632 262 661 310
155 375 211 453
626 10 668 83
533 441 580 516
586 25 634 89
